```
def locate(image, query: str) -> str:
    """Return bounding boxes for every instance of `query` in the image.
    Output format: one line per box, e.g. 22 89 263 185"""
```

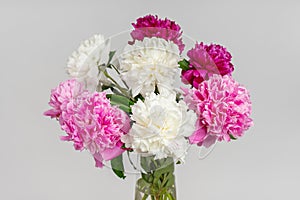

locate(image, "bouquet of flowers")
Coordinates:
44 14 253 200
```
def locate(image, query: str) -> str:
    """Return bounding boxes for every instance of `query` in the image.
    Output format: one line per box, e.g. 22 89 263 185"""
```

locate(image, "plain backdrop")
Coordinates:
1 0 299 199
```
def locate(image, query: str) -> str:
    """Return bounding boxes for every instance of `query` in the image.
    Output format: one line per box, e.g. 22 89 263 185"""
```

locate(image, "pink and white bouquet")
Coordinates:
44 14 253 200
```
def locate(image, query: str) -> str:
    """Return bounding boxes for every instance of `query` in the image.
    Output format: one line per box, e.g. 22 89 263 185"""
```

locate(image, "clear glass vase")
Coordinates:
134 155 176 200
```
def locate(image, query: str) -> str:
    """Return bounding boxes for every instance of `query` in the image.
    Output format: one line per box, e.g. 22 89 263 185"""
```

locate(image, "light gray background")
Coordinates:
1 0 299 199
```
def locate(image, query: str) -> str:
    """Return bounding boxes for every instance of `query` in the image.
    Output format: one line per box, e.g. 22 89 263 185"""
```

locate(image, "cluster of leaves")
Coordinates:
137 156 176 200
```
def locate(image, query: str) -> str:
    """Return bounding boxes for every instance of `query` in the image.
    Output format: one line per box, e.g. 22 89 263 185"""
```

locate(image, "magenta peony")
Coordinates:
44 79 130 168
181 43 234 88
182 75 253 147
130 14 185 53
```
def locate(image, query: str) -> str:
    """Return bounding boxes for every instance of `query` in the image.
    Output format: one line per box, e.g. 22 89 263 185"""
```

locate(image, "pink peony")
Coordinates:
70 92 130 168
182 75 253 147
44 79 86 150
44 79 85 119
130 14 185 53
44 80 130 168
181 43 234 88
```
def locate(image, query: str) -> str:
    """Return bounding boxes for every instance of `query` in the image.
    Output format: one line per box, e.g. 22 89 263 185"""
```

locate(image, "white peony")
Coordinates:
119 37 180 97
121 92 196 162
66 34 110 90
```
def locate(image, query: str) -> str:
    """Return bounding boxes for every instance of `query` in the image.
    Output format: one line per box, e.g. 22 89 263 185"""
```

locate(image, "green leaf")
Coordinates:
116 104 131 113
156 178 162 188
107 94 134 106
107 51 116 66
137 178 152 191
111 154 126 179
141 155 155 173
153 159 174 178
178 59 190 71
229 134 237 140
142 173 154 183
107 94 134 113
165 174 175 187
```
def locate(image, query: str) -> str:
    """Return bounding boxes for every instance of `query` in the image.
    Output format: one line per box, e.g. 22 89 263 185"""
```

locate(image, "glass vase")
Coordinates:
134 155 176 200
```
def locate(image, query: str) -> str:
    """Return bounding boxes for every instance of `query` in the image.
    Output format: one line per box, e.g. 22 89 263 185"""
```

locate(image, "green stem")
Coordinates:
142 194 149 200
161 173 168 187
166 193 174 200
110 64 121 74
100 68 135 101
151 157 159 169
127 151 137 170
109 63 130 90
102 69 119 87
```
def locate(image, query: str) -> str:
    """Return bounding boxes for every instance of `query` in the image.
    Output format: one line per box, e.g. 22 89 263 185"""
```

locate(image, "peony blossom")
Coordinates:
182 75 253 147
181 43 234 88
119 37 180 97
44 79 85 119
44 79 88 150
66 34 111 90
44 79 130 168
130 14 185 53
73 92 130 168
121 92 196 162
